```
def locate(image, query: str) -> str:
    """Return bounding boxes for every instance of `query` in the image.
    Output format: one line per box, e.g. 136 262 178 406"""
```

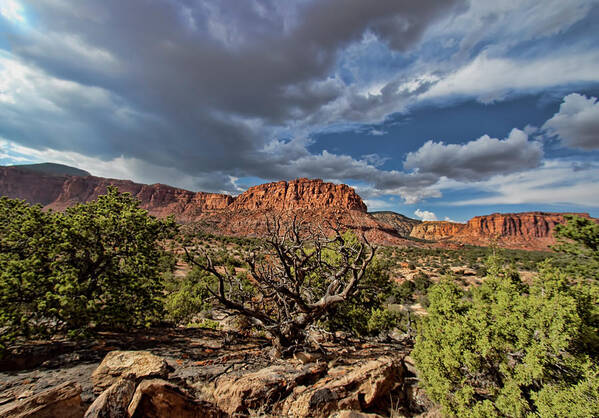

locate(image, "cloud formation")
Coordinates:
0 0 597 211
450 159 599 207
414 209 438 221
543 93 599 149
0 0 465 193
403 129 543 181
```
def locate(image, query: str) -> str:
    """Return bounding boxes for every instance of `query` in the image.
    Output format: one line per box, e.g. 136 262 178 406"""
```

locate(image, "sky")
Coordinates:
0 0 598 222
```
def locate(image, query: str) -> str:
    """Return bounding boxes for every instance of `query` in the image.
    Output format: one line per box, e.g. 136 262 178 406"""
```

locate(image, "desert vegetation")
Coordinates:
0 187 177 349
1 190 597 416
413 215 599 417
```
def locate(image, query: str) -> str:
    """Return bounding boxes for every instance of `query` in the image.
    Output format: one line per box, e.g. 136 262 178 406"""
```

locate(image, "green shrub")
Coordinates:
163 268 214 324
413 217 599 417
0 188 177 348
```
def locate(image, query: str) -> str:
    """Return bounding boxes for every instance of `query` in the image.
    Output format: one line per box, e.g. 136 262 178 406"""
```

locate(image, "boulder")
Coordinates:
329 411 385 418
0 381 84 418
91 351 168 393
213 363 327 415
84 378 136 418
279 356 403 418
127 379 222 418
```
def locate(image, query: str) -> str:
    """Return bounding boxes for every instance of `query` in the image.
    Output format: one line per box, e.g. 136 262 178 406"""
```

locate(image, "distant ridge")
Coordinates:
0 163 594 250
369 211 421 237
10 163 90 177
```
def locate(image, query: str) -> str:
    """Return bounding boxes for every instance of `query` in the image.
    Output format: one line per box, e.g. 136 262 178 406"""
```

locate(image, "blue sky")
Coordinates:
1 0 598 222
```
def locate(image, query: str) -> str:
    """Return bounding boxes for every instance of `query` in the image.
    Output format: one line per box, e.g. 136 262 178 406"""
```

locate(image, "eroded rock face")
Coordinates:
91 351 169 393
278 356 404 418
0 381 84 418
410 212 595 250
410 221 467 241
213 362 327 415
84 378 136 418
0 167 68 206
127 379 221 418
230 178 367 212
369 211 422 237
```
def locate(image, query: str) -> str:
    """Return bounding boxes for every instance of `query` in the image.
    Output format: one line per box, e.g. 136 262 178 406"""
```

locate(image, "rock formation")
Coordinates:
1 164 594 250
410 212 595 250
370 211 421 237
0 165 409 245
230 179 367 212
0 329 418 417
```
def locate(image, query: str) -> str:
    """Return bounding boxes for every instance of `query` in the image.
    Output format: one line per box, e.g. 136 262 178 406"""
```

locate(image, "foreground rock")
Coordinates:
0 381 84 418
91 351 169 393
84 378 136 418
279 356 404 418
128 379 221 418
213 363 327 415
1 329 421 417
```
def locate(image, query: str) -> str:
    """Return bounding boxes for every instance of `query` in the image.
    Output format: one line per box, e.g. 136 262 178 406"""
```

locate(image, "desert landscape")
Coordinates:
0 164 597 417
1 1 598 417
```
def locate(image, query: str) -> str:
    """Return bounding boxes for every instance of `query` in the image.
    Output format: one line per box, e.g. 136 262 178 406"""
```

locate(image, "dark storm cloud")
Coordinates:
1 0 464 192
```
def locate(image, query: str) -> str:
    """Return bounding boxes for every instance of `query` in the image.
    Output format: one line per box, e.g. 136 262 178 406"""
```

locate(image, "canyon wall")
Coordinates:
410 212 593 250
2 165 593 250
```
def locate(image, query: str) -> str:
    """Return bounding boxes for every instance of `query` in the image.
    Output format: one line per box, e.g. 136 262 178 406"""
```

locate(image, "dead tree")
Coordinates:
184 213 376 356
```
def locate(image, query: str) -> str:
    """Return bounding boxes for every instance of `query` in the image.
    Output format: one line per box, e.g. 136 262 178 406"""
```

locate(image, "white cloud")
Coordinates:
422 50 599 103
363 198 393 211
1 0 25 23
543 93 599 149
404 128 543 181
449 159 599 207
414 209 438 221
367 129 387 136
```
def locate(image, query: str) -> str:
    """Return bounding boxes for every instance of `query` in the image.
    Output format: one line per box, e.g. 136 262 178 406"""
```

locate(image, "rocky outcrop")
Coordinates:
127 379 220 418
0 381 84 418
84 378 136 418
45 176 234 221
370 211 421 237
0 166 413 245
0 166 69 205
3 165 593 250
213 363 327 415
1 328 422 418
410 212 595 250
278 356 404 418
230 178 367 212
410 221 467 242
91 351 169 393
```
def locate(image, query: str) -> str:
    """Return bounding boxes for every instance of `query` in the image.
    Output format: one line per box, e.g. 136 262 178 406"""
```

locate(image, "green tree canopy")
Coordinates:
0 187 177 348
413 216 599 417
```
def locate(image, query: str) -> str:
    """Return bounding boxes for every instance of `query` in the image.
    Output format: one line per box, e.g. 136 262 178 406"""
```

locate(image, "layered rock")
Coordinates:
230 178 367 212
0 166 69 206
410 221 467 242
0 166 410 245
45 176 233 221
2 165 593 250
370 211 421 237
0 381 85 418
410 212 595 250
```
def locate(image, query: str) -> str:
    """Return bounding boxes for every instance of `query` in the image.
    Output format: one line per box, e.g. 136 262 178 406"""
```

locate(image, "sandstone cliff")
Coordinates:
230 178 367 212
0 166 409 245
410 221 467 241
45 175 233 221
2 165 593 250
410 212 594 250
